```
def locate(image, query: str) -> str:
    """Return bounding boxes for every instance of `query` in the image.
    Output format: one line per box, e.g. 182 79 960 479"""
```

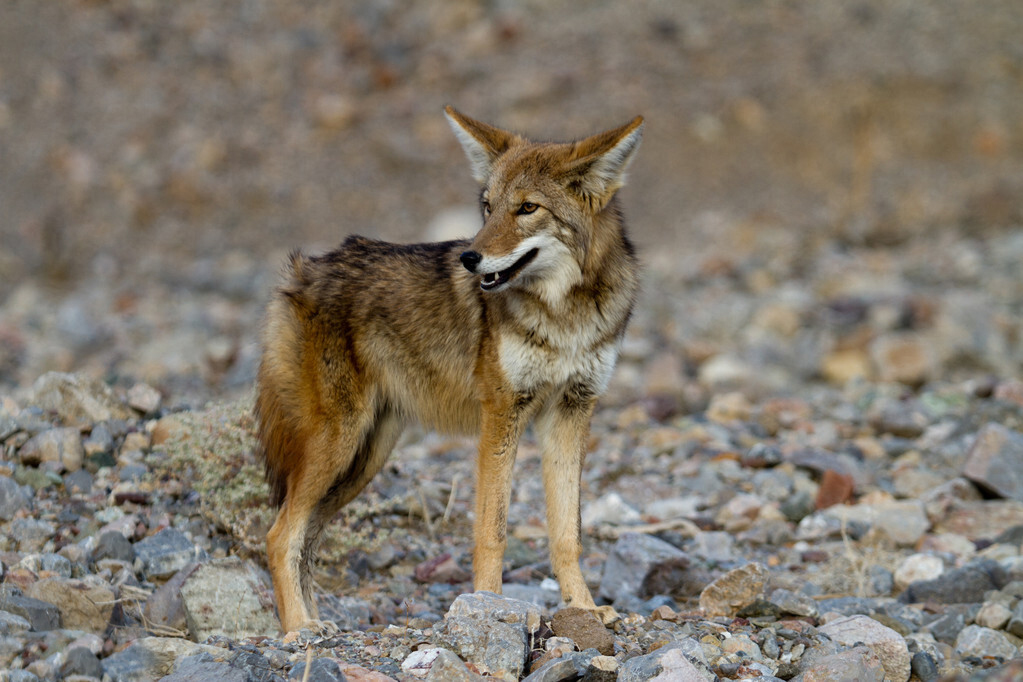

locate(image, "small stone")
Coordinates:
126 382 162 414
0 610 32 635
910 651 940 682
954 624 1018 660
83 422 114 455
821 348 872 385
821 498 930 546
1006 600 1023 638
551 607 613 655
699 562 769 617
92 529 136 564
975 601 1013 630
423 648 486 681
815 469 855 510
893 554 944 591
963 423 1023 502
819 614 911 682
18 427 83 473
598 532 687 604
179 557 278 640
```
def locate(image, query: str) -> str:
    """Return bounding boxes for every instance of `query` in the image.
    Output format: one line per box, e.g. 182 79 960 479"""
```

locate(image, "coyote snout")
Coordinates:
256 106 642 634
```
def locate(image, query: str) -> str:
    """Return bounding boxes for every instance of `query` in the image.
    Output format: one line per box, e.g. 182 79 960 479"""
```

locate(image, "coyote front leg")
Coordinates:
473 400 533 593
536 389 619 625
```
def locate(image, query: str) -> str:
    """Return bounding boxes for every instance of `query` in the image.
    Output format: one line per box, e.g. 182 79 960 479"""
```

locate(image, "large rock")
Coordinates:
818 614 911 682
101 637 228 682
179 557 278 640
819 499 930 546
0 589 61 631
598 532 688 603
963 423 1023 501
28 372 134 426
25 577 115 633
797 646 886 681
954 624 1019 660
134 528 206 579
699 562 768 617
441 592 542 681
899 558 1006 604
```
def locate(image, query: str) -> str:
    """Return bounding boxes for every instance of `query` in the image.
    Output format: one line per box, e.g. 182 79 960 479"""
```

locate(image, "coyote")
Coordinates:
256 107 643 633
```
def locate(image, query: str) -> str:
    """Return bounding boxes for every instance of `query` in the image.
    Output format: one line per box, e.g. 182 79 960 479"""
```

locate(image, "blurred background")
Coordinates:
1 0 1021 404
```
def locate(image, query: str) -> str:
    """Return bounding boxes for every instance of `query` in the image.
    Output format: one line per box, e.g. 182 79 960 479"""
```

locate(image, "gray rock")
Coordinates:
442 592 542 681
1007 600 1023 638
83 422 114 455
899 558 1006 604
163 656 251 682
288 657 345 681
134 528 205 579
18 427 83 473
230 650 278 682
7 517 55 552
179 556 278 640
818 614 911 682
28 372 134 426
102 637 227 682
598 532 687 603
768 588 819 618
0 590 61 631
3 670 40 682
520 655 580 682
910 651 940 682
964 423 1023 501
954 624 1019 660
60 646 104 679
618 641 711 682
93 529 136 563
922 610 966 644
64 468 94 494
0 475 30 521
0 609 32 635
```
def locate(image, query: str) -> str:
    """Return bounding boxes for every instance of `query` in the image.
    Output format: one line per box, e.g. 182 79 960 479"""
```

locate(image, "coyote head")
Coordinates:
445 107 643 302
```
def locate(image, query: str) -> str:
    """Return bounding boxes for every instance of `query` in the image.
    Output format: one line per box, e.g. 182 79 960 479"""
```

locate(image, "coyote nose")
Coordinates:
459 250 482 273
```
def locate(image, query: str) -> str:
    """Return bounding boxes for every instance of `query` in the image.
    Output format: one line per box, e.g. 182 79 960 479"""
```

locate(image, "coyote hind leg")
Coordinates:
266 405 402 634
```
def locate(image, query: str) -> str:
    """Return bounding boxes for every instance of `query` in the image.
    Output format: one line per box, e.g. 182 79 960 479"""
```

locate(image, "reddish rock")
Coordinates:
815 469 856 510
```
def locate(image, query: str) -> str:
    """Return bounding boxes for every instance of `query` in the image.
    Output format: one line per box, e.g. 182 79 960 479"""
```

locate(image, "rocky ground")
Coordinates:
2 223 1023 681
2 1 1023 681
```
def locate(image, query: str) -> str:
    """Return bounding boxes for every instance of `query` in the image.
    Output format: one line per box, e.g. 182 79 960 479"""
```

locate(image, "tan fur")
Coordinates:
256 107 643 633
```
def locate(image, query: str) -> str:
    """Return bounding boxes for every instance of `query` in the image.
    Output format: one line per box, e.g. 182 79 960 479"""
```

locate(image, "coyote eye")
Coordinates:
517 202 539 215
481 201 491 217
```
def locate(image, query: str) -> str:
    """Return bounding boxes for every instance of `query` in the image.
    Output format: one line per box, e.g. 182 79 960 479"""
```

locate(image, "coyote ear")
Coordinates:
563 116 644 207
445 106 518 183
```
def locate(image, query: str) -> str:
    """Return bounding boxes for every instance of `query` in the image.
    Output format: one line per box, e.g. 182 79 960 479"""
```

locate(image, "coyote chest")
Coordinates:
497 312 619 395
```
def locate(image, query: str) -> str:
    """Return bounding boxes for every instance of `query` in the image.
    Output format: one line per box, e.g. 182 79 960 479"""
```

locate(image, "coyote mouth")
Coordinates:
480 248 539 291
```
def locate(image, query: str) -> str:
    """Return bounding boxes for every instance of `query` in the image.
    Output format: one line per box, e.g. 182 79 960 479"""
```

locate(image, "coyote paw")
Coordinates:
589 605 621 626
289 619 340 638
